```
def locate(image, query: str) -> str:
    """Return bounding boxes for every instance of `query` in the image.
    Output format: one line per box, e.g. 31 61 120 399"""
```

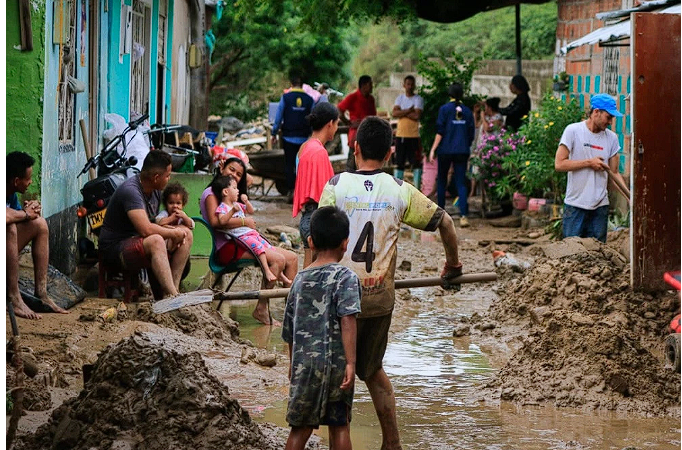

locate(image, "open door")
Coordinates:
631 12 681 290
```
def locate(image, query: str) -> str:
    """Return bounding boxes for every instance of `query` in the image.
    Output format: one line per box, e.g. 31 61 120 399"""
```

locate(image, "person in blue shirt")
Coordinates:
6 151 68 319
428 83 476 228
271 74 314 202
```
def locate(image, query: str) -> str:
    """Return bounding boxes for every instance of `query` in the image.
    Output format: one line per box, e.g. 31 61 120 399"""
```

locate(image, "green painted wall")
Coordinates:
6 0 46 199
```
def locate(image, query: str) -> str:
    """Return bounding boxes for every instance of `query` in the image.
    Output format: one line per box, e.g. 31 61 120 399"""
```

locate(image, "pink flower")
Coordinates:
493 146 499 151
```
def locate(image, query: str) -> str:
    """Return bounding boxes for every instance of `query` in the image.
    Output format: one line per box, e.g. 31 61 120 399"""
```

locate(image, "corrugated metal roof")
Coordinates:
561 3 680 54
596 0 678 21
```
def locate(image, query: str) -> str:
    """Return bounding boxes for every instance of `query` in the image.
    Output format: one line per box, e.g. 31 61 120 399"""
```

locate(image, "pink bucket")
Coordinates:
512 192 528 210
528 198 547 212
421 158 438 198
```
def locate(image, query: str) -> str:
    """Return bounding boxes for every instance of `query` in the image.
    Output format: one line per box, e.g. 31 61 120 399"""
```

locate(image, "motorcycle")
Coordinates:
77 113 149 258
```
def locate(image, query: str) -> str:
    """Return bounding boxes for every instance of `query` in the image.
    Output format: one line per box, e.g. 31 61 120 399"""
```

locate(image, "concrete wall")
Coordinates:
6 0 46 200
375 60 554 113
170 0 191 124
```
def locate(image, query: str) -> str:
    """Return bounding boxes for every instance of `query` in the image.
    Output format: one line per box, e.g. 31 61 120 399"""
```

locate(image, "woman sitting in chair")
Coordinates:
200 156 298 325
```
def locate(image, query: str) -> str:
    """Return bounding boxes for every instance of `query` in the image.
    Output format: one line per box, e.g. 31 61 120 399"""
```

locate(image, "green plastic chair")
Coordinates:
193 217 260 292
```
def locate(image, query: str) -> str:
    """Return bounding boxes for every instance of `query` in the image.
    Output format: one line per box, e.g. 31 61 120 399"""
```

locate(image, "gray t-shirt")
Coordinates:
560 121 620 210
99 175 161 250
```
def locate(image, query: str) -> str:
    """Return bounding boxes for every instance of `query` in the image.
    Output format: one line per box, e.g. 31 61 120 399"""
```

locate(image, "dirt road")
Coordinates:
7 199 680 449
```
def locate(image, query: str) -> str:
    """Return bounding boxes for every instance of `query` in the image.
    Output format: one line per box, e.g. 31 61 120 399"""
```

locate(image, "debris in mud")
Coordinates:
482 237 681 416
18 333 283 450
240 346 278 367
133 302 240 341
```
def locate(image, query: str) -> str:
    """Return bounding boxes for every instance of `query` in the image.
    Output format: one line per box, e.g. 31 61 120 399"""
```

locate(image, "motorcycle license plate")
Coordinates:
87 208 107 230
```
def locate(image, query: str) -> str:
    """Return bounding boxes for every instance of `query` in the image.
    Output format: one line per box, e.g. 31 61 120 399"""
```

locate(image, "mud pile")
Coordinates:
133 302 241 341
19 333 281 450
482 238 680 416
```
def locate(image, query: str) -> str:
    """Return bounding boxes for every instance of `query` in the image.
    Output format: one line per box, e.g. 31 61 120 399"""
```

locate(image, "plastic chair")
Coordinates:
193 217 260 293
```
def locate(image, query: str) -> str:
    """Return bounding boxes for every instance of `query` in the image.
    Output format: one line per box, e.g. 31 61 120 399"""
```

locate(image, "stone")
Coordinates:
452 324 470 337
528 231 542 239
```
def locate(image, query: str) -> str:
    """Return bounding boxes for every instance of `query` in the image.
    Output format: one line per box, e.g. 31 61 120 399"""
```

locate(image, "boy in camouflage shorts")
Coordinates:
282 206 361 450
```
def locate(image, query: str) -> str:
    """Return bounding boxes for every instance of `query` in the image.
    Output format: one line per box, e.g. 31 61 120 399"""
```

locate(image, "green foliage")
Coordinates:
209 0 352 119
6 391 12 414
351 1 557 79
498 93 584 200
416 53 483 149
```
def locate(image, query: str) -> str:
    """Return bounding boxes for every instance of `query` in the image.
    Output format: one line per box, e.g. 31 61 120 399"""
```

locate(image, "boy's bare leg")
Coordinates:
144 235 178 297
284 426 314 450
169 230 193 291
253 277 281 326
7 223 41 319
329 424 352 450
17 218 68 314
259 253 278 287
366 368 402 450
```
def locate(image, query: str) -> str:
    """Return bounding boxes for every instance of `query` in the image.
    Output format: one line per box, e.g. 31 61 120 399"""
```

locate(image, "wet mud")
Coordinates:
478 237 680 415
17 332 304 450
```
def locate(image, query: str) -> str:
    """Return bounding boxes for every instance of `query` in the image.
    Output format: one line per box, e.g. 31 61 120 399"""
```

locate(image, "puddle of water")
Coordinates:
223 289 680 450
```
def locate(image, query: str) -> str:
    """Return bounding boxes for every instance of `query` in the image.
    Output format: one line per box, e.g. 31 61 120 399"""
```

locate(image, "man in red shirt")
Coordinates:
338 75 377 170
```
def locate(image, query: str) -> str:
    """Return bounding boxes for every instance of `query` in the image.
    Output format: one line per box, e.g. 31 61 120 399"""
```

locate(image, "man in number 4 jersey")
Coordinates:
319 117 462 450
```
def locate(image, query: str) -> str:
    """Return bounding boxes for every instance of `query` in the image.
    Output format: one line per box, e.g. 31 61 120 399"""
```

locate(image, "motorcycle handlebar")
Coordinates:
129 113 149 130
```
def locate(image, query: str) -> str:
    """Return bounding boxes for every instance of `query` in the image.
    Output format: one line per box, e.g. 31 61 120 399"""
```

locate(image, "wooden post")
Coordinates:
79 119 96 181
19 0 33 51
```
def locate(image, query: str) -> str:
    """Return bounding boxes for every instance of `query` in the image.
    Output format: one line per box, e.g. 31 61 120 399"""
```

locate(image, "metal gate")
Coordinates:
631 12 681 290
130 0 151 116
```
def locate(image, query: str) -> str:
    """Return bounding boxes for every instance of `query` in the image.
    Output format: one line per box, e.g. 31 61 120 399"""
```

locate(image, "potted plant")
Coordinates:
553 71 570 92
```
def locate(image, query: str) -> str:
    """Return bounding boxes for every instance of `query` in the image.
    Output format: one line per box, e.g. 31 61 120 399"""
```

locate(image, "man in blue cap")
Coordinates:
554 93 625 242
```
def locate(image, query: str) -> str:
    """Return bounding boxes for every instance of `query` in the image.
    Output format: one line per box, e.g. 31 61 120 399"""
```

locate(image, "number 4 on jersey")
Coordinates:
352 221 375 273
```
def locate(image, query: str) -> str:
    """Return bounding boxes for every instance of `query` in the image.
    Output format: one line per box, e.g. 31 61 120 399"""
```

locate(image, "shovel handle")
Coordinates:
214 273 498 302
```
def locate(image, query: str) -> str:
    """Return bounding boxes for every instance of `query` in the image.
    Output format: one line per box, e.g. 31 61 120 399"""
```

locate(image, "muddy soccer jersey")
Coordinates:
282 263 362 427
319 170 443 318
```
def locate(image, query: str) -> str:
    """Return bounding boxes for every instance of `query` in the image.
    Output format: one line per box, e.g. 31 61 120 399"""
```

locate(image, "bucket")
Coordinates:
421 157 438 198
528 198 547 212
512 192 528 210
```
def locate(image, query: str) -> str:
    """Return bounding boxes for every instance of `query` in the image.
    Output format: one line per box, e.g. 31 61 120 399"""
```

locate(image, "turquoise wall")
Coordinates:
106 0 170 124
6 1 46 200
42 0 91 217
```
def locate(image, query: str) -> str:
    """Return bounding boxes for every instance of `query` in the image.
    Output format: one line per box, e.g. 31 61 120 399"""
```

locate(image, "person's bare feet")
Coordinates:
37 295 69 314
9 296 41 320
278 272 292 287
252 305 281 326
264 271 278 289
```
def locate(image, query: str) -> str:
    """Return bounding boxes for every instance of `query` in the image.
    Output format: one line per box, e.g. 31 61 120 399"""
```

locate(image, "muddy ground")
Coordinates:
6 199 680 449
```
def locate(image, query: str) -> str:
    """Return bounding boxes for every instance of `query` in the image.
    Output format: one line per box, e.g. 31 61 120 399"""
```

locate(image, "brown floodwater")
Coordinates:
221 286 680 450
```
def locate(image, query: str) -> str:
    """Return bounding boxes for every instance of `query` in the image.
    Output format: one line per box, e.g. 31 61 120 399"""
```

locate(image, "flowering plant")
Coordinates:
469 129 524 202
498 93 584 200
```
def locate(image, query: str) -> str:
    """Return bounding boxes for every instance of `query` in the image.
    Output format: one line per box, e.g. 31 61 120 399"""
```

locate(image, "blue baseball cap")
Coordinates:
590 94 623 117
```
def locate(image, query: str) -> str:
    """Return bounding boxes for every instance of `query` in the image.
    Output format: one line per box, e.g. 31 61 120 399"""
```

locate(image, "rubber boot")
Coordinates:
394 169 404 180
413 168 422 190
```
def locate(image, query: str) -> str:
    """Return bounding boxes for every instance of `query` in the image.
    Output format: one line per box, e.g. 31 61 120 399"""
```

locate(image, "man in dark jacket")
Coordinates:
272 75 314 200
428 83 476 227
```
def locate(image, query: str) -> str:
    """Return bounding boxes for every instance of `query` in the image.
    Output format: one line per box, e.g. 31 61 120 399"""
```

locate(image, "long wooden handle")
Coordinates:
79 119 96 181
606 166 630 202
213 273 498 302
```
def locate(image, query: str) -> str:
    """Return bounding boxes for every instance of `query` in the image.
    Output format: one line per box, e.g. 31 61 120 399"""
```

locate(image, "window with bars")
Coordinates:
603 46 620 96
157 0 167 65
58 0 76 152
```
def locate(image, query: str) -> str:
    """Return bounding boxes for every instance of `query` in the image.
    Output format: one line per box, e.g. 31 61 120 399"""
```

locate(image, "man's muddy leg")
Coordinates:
7 223 40 319
17 217 68 314
366 368 403 450
144 235 178 297
169 230 193 291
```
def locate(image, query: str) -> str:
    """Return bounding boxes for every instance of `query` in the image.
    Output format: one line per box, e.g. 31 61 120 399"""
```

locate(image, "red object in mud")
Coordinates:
670 315 681 334
663 271 681 291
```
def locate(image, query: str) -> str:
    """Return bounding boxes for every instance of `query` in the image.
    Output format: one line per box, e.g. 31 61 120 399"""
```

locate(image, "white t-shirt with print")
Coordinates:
560 121 620 210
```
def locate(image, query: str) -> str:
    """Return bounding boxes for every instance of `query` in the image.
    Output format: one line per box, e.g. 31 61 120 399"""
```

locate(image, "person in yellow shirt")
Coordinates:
391 75 424 188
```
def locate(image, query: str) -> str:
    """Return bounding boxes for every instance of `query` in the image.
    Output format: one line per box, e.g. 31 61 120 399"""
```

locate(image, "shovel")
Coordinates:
214 273 498 308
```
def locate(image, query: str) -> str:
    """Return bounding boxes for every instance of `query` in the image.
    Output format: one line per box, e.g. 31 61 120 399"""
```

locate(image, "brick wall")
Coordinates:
556 0 634 180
